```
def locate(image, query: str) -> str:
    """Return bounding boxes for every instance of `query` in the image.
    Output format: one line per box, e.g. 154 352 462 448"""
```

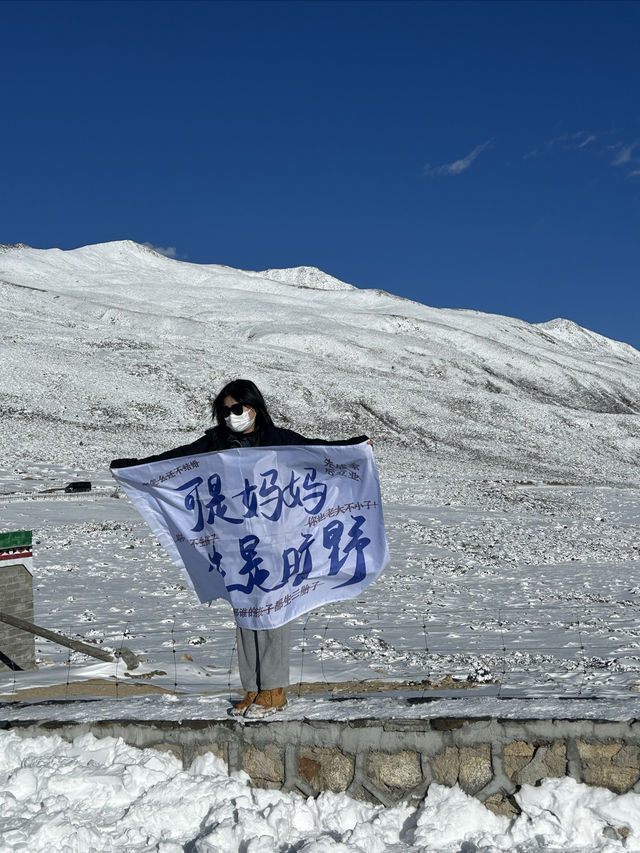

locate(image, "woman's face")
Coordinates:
222 395 256 433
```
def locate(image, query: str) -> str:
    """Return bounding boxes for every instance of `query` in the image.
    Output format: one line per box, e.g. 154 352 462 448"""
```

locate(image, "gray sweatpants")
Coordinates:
236 623 291 691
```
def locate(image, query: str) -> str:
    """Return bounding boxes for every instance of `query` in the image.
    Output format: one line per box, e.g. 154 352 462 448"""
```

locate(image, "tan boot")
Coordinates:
244 687 287 718
230 690 257 716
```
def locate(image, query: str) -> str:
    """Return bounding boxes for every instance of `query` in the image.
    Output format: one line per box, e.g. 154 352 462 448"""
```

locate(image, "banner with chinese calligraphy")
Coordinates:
111 441 389 629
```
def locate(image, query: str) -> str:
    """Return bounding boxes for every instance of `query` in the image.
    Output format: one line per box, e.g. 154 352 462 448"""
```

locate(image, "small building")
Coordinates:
0 530 36 670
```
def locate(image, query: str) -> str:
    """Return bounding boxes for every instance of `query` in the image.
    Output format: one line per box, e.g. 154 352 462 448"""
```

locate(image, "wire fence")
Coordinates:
2 598 639 703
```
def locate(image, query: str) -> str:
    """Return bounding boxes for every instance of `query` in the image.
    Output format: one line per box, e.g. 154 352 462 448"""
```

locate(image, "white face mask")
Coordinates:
225 410 256 433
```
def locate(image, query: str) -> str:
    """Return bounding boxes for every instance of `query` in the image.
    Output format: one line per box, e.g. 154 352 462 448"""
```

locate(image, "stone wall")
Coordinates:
5 716 640 812
0 562 36 671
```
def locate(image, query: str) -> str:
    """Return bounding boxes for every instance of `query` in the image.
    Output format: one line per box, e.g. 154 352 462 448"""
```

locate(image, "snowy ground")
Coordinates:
1 466 639 709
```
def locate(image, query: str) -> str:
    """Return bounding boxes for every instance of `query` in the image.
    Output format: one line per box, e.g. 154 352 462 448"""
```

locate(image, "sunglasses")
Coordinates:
221 403 246 417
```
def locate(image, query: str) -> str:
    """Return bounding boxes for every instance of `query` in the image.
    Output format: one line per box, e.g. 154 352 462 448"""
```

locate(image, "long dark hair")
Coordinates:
211 379 274 434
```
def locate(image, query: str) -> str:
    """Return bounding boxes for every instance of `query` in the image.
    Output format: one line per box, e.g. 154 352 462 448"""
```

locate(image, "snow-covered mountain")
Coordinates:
251 265 356 291
1 240 638 485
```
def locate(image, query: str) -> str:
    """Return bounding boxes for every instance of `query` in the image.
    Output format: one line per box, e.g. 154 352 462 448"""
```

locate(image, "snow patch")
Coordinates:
0 731 638 852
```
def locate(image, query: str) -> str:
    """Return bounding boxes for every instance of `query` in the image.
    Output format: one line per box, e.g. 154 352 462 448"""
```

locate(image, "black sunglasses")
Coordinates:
221 403 246 417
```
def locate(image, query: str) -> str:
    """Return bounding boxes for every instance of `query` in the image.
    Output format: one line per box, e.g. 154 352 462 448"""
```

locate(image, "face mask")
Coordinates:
225 410 256 433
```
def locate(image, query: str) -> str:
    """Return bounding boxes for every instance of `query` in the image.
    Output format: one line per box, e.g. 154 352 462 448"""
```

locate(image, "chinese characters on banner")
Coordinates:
111 441 389 629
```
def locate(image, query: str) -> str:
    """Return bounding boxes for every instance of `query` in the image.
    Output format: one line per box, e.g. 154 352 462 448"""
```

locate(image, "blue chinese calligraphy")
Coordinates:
281 532 315 588
256 468 328 520
175 475 243 532
323 515 371 589
176 477 206 532
226 534 272 593
232 478 259 518
258 468 291 521
207 545 224 576
205 474 243 526
177 468 329 530
172 463 375 599
301 468 327 514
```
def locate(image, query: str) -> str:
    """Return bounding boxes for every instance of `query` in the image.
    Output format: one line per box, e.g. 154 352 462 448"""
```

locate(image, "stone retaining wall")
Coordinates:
4 716 640 813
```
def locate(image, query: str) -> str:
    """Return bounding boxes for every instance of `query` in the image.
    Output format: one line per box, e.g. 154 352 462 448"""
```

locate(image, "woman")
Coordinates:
111 378 367 718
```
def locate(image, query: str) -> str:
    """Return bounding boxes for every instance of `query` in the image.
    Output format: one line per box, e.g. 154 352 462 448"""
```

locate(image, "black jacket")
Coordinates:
110 424 368 469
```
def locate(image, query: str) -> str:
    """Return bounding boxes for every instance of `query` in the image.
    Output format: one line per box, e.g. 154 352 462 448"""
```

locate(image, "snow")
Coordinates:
536 317 640 361
2 485 639 707
1 241 640 846
1 240 639 480
5 690 640 725
252 265 356 291
0 730 638 852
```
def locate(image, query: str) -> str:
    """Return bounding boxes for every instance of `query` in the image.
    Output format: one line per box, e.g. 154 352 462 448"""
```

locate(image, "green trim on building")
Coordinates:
0 530 33 550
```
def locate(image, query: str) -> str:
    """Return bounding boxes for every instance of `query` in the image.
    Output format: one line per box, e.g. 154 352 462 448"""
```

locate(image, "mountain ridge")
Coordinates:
0 241 638 485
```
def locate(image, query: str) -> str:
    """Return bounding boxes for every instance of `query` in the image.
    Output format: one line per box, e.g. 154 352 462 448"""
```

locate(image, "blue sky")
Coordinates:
2 0 639 347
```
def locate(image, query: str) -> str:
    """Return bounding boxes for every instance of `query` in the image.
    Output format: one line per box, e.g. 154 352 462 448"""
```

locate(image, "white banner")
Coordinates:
111 441 389 629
